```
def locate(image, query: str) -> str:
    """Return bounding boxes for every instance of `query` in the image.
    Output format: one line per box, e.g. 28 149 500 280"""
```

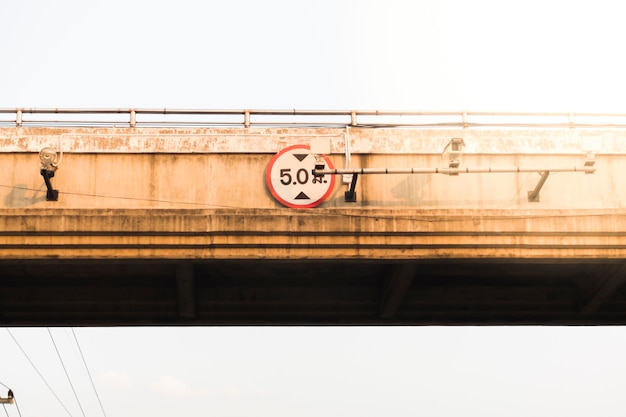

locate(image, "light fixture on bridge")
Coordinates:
585 151 596 172
442 138 465 170
39 147 62 201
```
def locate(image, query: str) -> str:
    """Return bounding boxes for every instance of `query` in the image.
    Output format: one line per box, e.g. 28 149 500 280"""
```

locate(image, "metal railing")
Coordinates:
3 108 626 129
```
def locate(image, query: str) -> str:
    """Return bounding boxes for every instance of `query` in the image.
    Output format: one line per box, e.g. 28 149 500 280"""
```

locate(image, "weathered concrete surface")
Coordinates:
2 126 626 325
1 126 617 210
2 208 626 260
0 151 612 210
2 126 626 154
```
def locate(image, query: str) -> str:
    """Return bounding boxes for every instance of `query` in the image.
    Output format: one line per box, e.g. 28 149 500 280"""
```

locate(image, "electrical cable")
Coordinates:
0 184 239 208
2 404 8 417
47 329 86 417
6 329 74 417
0 180 618 223
71 329 107 417
12 398 22 417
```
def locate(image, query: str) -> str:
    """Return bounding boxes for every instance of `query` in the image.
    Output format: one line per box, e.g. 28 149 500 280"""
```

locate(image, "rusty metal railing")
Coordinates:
3 108 626 129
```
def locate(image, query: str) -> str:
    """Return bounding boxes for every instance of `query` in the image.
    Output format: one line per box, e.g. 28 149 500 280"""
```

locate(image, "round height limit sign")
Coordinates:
266 144 336 208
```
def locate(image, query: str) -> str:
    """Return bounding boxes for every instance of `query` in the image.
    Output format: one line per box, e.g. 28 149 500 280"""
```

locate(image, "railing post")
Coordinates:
130 109 136 128
16 109 22 127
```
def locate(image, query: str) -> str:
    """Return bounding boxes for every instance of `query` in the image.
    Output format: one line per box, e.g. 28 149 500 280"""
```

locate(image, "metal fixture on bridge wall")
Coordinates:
524 151 596 202
39 147 62 201
0 389 14 405
442 137 465 170
313 140 597 203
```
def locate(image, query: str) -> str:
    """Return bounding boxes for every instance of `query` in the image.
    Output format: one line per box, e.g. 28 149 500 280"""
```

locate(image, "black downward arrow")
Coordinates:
293 154 309 162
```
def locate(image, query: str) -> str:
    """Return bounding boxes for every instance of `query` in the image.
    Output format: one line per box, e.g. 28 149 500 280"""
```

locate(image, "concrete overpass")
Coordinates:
2 109 626 326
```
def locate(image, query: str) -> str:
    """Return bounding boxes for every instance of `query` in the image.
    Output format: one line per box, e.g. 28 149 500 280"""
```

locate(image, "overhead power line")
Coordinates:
47 329 86 417
11 397 23 417
0 380 10 392
71 329 107 417
6 329 74 417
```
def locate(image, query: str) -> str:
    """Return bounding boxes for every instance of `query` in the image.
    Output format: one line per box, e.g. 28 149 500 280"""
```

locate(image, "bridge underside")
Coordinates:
2 258 626 326
2 208 626 326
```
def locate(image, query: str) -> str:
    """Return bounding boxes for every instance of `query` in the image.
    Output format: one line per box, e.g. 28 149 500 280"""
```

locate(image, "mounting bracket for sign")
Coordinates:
345 173 358 202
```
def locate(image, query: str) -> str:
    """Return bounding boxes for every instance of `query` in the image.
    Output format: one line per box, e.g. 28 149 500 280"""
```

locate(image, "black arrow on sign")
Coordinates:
294 191 310 200
293 154 309 162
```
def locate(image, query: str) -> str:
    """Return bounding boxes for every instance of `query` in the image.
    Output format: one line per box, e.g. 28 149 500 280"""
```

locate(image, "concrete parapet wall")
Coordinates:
2 126 626 154
0 126 620 210
0 151 612 209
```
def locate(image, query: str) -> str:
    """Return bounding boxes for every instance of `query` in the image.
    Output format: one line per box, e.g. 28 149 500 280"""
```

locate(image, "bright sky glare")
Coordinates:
2 1 626 417
2 0 626 111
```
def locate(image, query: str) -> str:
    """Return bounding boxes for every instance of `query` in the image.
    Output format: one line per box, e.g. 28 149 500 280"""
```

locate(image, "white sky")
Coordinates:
3 1 626 416
3 0 626 111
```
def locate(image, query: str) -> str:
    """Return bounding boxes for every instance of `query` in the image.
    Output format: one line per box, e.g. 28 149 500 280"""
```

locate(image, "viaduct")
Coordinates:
2 109 626 326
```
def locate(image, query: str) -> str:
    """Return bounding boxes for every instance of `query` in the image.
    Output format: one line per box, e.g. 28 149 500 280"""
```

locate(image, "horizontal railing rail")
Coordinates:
2 108 626 129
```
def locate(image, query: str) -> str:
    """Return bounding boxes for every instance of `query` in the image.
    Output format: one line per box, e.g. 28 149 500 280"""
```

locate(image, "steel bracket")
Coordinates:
40 169 59 201
345 173 359 202
527 171 550 202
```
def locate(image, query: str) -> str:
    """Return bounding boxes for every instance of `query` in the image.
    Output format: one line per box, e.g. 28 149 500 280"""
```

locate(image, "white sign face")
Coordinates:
265 144 335 208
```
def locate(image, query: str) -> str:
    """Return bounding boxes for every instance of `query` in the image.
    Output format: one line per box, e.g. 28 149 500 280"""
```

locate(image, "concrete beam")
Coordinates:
3 208 626 260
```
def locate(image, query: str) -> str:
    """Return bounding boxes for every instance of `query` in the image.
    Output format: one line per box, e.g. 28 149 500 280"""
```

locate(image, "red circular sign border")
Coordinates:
265 144 336 209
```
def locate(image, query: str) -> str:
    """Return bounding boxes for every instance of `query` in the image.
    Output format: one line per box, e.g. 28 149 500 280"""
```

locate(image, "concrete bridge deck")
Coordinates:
2 110 626 325
2 208 626 325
